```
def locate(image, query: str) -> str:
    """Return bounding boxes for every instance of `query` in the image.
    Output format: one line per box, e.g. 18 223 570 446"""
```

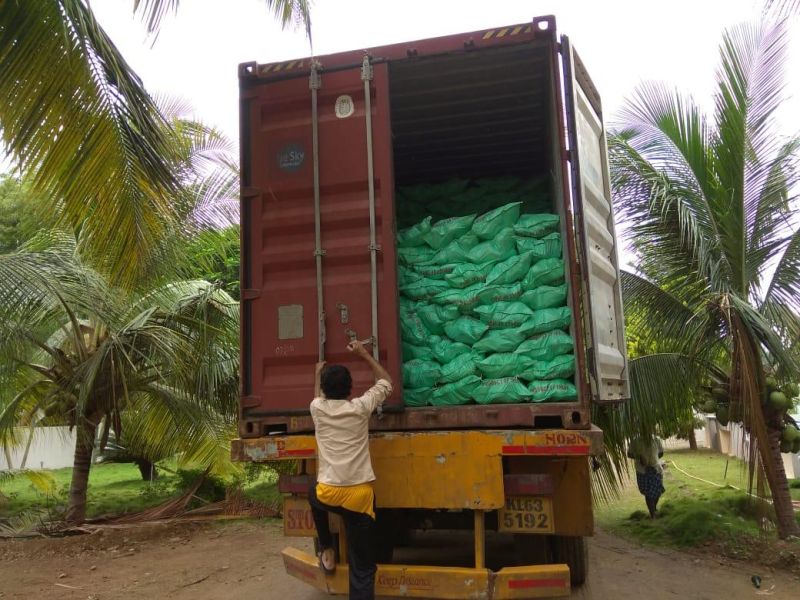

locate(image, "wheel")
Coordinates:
512 534 551 566
550 535 588 587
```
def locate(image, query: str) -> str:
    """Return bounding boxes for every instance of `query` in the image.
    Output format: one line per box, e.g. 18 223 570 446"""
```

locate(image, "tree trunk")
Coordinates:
762 425 799 539
19 425 37 469
135 459 158 482
65 420 97 525
688 428 698 451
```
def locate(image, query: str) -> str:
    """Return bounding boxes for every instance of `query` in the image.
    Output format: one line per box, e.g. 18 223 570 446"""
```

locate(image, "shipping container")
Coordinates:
234 16 630 597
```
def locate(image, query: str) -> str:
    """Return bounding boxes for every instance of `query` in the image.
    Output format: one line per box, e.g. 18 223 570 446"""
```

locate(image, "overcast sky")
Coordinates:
90 0 798 144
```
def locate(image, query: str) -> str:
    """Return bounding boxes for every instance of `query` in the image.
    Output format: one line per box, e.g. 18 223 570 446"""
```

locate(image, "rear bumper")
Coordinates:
282 546 570 599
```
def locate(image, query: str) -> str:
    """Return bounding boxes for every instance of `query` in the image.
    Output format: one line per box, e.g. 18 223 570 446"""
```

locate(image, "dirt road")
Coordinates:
0 520 797 599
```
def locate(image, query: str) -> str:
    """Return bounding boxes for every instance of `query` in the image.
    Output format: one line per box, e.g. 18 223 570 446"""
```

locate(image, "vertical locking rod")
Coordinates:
310 60 325 361
361 54 379 362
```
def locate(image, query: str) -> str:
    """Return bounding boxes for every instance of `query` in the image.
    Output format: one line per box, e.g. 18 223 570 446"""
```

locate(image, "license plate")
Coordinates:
498 496 554 534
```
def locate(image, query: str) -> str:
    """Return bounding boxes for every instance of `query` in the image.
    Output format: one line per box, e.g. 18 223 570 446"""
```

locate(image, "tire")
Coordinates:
550 535 588 587
512 534 551 566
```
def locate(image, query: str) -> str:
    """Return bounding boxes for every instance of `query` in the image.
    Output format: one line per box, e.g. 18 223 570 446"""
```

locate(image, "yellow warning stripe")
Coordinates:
257 60 306 75
483 24 533 39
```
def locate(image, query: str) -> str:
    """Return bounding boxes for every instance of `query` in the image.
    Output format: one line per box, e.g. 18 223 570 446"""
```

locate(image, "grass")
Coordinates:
0 461 281 521
595 449 800 551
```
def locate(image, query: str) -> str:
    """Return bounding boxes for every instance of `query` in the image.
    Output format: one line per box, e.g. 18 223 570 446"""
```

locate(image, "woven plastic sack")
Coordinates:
515 232 562 259
398 245 436 266
485 251 534 286
424 214 476 249
472 327 525 353
519 283 568 311
403 387 430 407
400 184 440 203
402 341 435 361
474 301 535 329
399 310 429 345
528 379 578 402
439 352 480 384
517 307 572 336
432 283 486 313
431 375 481 406
521 354 576 381
401 277 451 301
477 283 523 305
402 359 441 389
516 330 574 361
397 216 432 247
513 213 560 239
466 229 516 264
522 258 565 288
445 261 495 288
473 378 531 404
472 202 522 240
413 263 456 280
416 303 460 335
429 335 471 364
398 266 423 288
476 176 522 192
477 353 535 379
429 232 480 264
444 316 489 345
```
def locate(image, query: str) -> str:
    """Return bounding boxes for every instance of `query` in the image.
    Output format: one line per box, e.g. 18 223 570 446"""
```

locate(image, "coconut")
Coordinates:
765 376 778 391
782 426 800 443
784 382 799 398
769 391 788 410
792 438 800 454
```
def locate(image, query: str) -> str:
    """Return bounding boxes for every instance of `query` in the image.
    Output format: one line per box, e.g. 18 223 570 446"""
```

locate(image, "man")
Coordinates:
308 340 393 600
627 435 665 518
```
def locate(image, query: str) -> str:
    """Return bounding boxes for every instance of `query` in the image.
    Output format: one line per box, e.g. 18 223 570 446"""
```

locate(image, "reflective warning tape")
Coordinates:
258 60 306 75
483 25 533 40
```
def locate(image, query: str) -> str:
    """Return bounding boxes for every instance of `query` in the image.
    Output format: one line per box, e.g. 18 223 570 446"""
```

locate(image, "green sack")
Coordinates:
473 377 531 404
477 353 535 379
400 184 440 203
516 330 575 361
475 176 522 192
517 307 572 336
477 283 523 304
522 258 565 288
528 379 578 402
424 214 477 249
413 263 456 280
515 232 562 259
435 178 470 197
513 213 560 239
429 335 471 364
444 316 489 345
402 341 435 361
519 283 568 311
402 359 442 389
397 216 432 247
472 327 525 353
472 202 523 240
466 229 517 264
474 301 535 329
431 375 481 406
445 261 495 289
401 277 451 301
399 310 429 345
404 387 431 407
416 303 460 335
398 245 436 266
398 266 423 287
521 354 576 381
485 251 534 286
432 282 486 313
430 232 480 264
439 353 480 384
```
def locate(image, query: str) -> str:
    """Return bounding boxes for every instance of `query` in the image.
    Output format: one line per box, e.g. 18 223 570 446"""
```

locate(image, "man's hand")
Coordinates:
347 340 370 358
315 361 327 375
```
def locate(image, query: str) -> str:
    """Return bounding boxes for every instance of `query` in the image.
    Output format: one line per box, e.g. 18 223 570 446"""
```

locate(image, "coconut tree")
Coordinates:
608 16 800 538
0 0 308 287
0 243 239 524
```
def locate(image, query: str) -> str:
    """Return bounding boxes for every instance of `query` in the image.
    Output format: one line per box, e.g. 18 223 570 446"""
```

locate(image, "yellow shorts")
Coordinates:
316 482 375 520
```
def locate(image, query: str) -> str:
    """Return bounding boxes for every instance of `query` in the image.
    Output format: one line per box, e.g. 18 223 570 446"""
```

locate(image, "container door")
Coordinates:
560 37 629 404
239 61 401 419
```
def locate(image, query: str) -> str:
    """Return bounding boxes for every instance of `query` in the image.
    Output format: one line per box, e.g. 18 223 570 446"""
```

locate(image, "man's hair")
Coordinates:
320 365 352 399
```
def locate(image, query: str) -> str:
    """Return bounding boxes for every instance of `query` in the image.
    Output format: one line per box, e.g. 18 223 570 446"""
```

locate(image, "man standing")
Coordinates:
627 435 665 518
308 340 393 600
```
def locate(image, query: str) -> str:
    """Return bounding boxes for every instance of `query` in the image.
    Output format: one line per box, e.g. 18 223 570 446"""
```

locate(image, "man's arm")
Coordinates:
347 340 392 414
348 340 392 384
314 361 326 398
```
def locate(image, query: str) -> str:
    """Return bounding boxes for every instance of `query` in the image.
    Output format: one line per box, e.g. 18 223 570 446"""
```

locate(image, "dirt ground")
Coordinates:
0 520 798 600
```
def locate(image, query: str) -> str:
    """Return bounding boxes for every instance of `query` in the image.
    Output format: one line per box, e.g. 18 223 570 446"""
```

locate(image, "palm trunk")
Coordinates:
688 428 698 451
762 425 799 539
65 419 97 525
19 425 36 469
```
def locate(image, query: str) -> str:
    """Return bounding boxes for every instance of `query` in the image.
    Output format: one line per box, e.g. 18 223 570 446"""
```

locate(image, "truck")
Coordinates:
232 15 629 599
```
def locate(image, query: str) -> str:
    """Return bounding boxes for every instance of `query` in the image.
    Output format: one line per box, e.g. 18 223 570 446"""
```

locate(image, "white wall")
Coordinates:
0 426 75 471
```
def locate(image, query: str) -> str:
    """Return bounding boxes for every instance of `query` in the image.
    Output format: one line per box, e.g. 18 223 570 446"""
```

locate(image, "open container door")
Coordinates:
561 37 629 404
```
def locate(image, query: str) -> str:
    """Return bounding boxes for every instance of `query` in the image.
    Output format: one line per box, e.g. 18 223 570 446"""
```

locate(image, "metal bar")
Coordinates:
474 510 486 569
361 55 379 363
310 60 326 362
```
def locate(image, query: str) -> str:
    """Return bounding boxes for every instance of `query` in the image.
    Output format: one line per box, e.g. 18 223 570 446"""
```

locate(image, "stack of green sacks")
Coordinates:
397 178 578 407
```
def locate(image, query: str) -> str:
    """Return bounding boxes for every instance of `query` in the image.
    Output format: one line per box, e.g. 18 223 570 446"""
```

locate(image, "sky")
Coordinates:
89 0 799 144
